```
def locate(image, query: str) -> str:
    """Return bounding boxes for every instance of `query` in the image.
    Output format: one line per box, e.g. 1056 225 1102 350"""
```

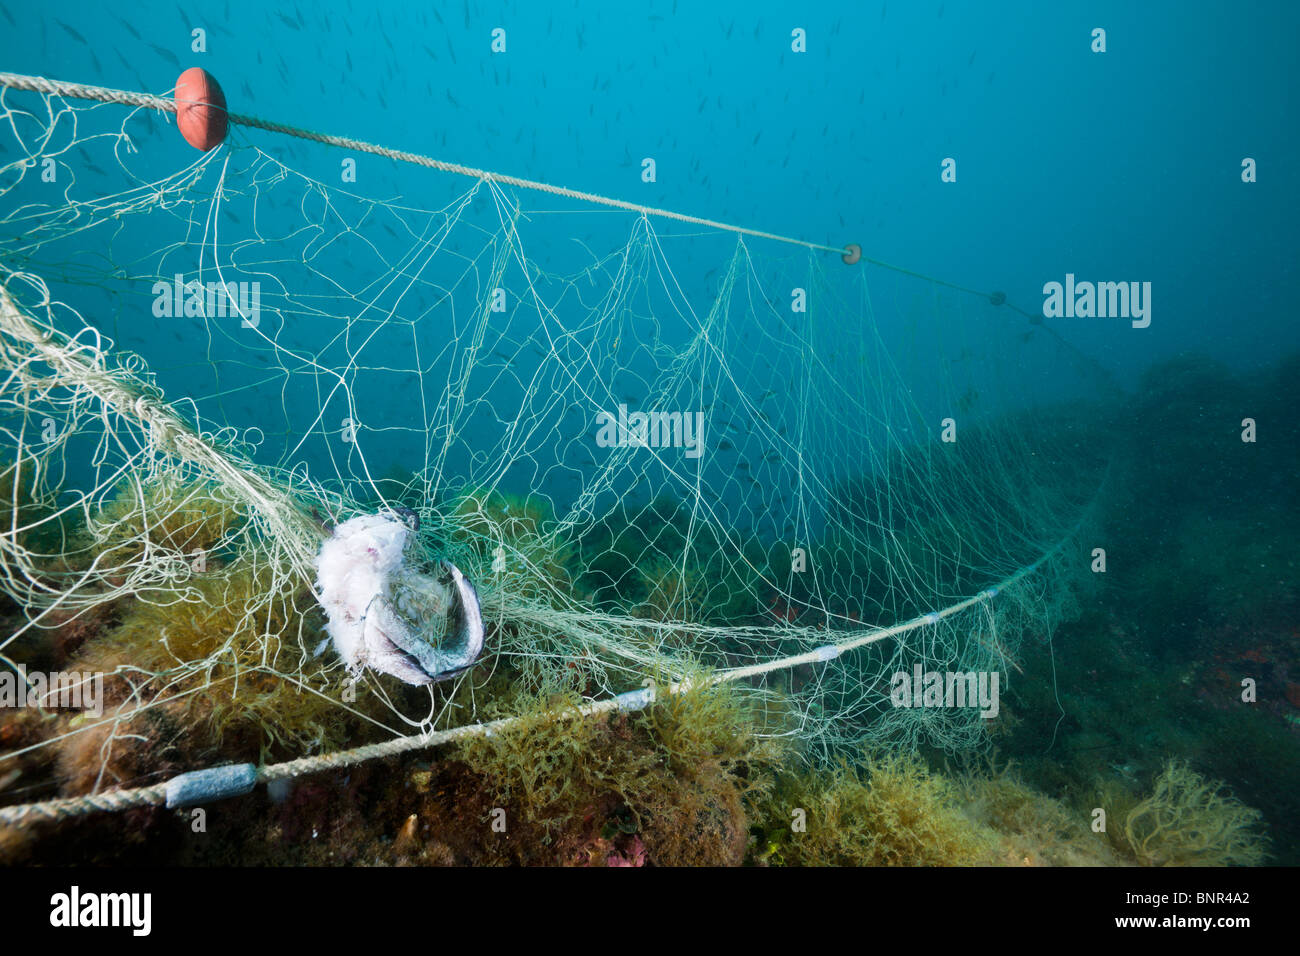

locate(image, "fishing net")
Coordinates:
0 81 1109 803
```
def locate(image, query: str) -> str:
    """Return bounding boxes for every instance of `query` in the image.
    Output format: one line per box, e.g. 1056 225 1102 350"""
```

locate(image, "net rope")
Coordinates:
0 74 1108 824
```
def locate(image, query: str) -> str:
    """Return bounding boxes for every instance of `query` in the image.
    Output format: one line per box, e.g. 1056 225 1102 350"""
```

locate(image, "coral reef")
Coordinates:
1112 760 1268 866
755 752 995 866
447 487 573 599
956 758 1121 866
5 346 1296 866
633 556 706 624
2 693 1273 868
49 553 360 794
576 495 766 627
448 678 775 866
0 456 55 554
994 350 1300 863
69 474 246 579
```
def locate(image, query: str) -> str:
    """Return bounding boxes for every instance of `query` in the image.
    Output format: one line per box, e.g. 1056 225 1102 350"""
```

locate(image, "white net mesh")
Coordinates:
0 84 1108 798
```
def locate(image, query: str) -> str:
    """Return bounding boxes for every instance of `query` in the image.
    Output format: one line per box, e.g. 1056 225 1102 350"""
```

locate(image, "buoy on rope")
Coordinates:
989 290 1007 306
841 243 862 265
174 67 228 151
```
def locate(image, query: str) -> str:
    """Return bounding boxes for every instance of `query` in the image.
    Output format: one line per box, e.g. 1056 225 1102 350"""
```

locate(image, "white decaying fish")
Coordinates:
314 510 485 685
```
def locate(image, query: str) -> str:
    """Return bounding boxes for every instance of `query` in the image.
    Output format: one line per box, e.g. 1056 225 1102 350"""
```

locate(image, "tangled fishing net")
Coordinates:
0 80 1109 807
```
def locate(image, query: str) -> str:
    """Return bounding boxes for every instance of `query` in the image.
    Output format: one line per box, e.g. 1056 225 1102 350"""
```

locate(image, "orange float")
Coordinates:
174 67 228 151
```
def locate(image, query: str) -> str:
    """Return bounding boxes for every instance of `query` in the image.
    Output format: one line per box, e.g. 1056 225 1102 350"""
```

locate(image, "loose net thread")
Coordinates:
0 79 1108 821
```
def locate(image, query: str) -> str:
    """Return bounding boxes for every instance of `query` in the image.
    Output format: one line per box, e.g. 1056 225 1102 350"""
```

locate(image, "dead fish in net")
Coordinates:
314 509 485 685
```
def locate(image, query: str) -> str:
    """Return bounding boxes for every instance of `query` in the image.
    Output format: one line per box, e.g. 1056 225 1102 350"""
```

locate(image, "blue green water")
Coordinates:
6 0 1298 382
